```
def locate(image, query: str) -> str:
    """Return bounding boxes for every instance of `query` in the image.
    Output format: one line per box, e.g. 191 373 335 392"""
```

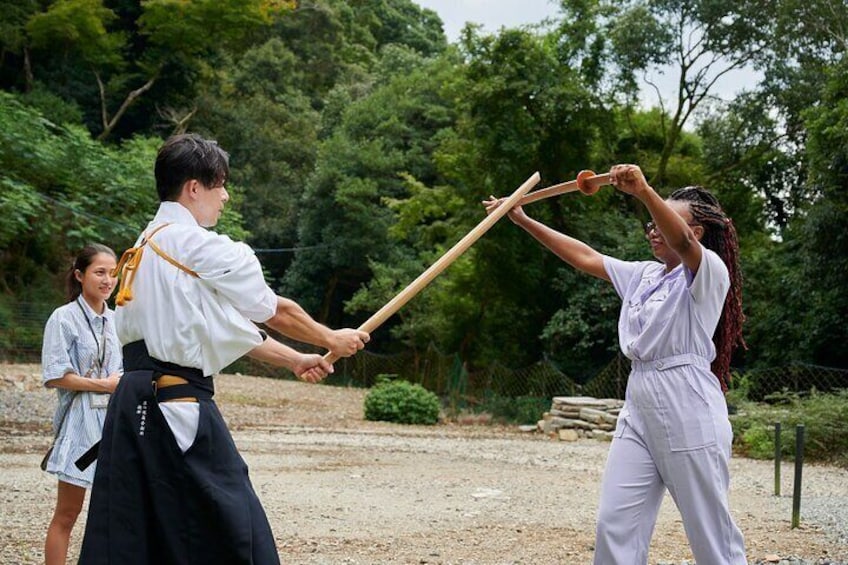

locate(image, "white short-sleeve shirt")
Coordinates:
602 245 730 363
115 202 277 374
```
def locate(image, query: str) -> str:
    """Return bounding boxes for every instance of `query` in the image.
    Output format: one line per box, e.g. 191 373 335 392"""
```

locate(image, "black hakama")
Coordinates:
78 345 280 564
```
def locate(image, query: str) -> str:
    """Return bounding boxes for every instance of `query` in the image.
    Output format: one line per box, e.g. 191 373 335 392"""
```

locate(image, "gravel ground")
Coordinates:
1 363 847 565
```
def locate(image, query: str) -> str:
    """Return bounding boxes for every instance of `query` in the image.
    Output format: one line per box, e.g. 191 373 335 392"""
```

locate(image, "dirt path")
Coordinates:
1 365 846 564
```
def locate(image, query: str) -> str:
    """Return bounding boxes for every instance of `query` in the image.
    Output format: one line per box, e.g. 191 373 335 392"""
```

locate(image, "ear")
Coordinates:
181 179 201 201
74 269 84 283
692 224 705 241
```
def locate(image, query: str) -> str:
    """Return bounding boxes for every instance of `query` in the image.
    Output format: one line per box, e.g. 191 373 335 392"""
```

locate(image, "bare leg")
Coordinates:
45 480 85 565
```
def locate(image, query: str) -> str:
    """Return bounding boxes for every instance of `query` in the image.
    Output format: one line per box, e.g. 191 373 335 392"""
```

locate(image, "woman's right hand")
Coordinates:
103 373 121 393
482 196 527 225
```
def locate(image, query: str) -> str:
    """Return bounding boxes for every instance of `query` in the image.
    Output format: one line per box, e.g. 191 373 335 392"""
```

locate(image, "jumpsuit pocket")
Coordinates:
661 369 717 452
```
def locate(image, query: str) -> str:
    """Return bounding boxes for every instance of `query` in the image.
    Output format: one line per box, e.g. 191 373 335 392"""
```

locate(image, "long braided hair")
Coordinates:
669 186 746 391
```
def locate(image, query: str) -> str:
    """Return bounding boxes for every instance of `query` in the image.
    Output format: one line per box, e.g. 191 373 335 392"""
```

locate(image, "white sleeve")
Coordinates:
603 256 648 300
185 232 277 322
687 245 730 309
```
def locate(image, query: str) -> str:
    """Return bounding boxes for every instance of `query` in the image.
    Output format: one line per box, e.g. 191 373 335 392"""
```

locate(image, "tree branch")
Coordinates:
96 73 158 141
157 105 198 135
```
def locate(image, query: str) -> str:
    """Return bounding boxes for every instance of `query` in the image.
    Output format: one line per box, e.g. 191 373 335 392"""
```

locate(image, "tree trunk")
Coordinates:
654 124 682 187
319 272 338 323
23 47 33 93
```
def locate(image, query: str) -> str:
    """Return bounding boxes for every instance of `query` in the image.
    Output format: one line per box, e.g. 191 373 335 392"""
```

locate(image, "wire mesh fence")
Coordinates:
3 302 847 405
207 342 848 405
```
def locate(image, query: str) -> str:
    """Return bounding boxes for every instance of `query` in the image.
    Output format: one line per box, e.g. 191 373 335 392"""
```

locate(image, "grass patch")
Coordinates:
474 394 550 425
730 389 848 467
216 392 288 408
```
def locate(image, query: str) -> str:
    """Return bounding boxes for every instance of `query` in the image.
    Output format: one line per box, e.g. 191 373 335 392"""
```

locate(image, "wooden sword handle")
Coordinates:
517 170 612 206
323 171 542 364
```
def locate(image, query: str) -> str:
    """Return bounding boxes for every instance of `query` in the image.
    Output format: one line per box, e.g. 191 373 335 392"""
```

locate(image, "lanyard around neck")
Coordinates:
76 297 106 373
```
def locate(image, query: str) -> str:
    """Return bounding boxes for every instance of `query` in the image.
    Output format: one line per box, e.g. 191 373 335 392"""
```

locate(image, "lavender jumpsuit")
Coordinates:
594 246 746 564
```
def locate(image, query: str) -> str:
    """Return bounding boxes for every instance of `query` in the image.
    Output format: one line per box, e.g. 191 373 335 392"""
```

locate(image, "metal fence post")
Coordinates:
791 424 805 529
774 422 781 497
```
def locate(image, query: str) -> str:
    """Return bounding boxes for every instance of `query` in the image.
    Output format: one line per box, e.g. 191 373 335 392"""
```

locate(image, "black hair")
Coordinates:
154 133 230 202
66 244 117 302
669 186 746 391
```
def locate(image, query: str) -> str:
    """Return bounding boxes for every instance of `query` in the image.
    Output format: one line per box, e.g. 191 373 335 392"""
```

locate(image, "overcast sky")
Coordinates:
415 0 560 40
414 0 759 106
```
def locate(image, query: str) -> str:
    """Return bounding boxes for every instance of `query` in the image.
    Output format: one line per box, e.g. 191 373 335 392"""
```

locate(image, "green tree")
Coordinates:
0 0 42 91
192 37 319 285
283 46 455 327
192 0 450 294
695 0 848 369
424 27 609 367
0 91 154 300
6 0 293 140
351 0 446 57
556 0 772 185
0 91 246 301
264 0 446 109
790 59 848 367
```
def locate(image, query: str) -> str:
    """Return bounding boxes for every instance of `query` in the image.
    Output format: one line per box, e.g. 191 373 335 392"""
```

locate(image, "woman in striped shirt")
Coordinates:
41 244 123 565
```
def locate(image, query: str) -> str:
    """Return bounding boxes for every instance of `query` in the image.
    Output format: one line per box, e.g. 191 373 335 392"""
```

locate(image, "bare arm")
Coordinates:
482 198 610 281
246 337 333 383
610 164 703 273
264 297 369 359
46 372 120 393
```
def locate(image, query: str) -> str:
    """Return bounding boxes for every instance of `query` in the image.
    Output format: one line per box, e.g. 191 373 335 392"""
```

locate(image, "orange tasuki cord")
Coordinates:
112 246 141 306
146 238 198 278
112 223 198 307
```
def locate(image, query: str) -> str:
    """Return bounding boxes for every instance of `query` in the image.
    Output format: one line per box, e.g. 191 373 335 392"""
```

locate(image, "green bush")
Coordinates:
730 389 848 467
21 83 84 126
364 376 440 425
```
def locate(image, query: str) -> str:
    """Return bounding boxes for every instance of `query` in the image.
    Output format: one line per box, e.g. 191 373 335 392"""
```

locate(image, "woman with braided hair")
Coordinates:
483 164 746 564
667 185 746 392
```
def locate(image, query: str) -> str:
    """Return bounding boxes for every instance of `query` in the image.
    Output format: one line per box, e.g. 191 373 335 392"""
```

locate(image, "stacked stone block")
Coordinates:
538 396 624 441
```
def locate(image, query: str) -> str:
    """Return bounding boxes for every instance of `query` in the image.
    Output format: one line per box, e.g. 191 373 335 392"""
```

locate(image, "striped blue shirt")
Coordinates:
41 296 123 488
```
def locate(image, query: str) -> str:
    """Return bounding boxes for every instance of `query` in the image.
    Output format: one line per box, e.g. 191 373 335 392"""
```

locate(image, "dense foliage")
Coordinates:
1 0 846 378
730 390 848 467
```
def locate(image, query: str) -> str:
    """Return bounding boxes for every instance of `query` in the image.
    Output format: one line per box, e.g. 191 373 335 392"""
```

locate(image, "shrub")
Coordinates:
364 375 440 425
730 389 848 467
